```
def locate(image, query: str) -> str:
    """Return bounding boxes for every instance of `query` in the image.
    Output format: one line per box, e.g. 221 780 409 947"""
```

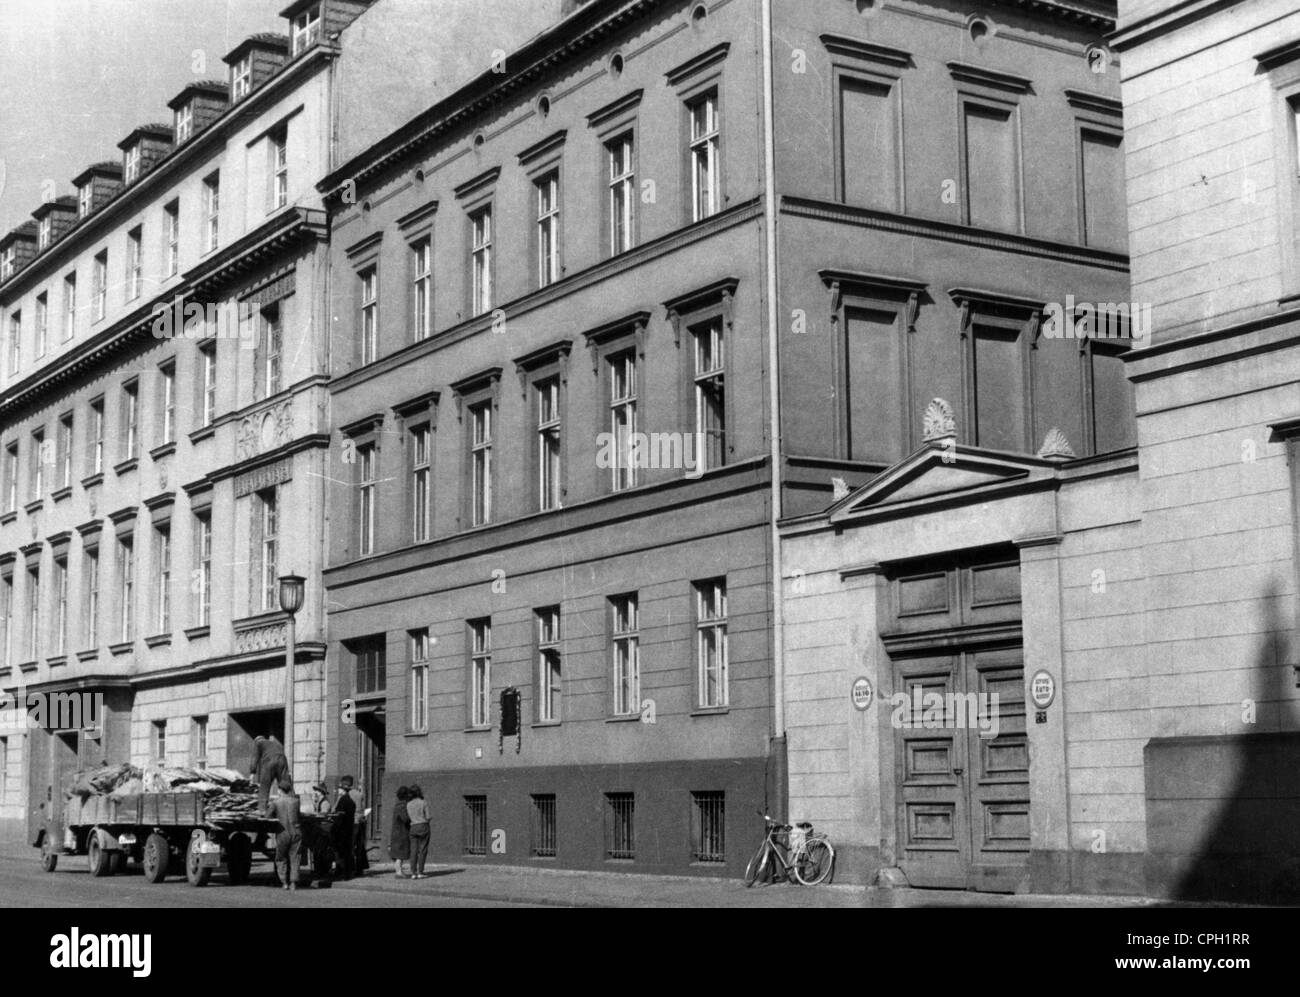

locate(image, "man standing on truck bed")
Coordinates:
250 735 289 818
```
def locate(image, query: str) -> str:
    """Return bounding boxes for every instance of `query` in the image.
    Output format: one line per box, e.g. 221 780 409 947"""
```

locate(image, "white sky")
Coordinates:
0 0 285 237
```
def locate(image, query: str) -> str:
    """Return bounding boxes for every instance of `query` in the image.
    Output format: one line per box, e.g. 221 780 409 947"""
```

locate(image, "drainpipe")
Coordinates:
760 0 787 821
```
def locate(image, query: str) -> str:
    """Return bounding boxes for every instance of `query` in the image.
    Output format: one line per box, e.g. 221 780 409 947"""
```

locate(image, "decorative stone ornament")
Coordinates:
922 398 956 443
1038 427 1076 461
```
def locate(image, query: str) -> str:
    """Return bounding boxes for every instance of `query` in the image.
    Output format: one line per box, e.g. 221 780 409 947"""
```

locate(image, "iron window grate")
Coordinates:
464 795 487 855
605 792 635 860
691 791 726 863
531 794 556 858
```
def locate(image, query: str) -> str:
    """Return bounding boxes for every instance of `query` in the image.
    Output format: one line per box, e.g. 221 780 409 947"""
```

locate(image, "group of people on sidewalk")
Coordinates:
388 785 432 879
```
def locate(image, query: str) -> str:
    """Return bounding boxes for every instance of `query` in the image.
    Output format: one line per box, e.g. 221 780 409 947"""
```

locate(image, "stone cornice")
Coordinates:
0 209 326 422
1109 0 1236 53
782 196 1129 273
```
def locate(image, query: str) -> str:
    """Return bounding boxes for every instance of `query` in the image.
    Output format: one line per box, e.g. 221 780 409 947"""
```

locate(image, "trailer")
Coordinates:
35 792 335 887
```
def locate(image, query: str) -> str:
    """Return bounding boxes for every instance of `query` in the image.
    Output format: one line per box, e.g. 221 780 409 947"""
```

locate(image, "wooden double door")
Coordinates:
892 646 1030 892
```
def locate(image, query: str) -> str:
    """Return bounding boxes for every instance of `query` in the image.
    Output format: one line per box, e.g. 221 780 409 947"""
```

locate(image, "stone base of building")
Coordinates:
383 756 768 878
1029 849 1147 896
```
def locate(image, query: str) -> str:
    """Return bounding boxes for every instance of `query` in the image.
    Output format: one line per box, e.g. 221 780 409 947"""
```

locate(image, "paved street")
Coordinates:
0 842 1202 908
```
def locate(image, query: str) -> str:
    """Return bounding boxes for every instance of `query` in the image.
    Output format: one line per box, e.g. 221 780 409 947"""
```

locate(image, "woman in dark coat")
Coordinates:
390 785 412 878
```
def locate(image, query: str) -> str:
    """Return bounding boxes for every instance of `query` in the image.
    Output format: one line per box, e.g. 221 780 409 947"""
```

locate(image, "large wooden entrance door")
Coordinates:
894 646 1029 891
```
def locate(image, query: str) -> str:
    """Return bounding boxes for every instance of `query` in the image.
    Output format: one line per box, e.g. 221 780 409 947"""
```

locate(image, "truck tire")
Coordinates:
226 833 252 886
143 833 170 884
40 836 58 873
186 833 212 888
108 850 124 876
88 833 112 878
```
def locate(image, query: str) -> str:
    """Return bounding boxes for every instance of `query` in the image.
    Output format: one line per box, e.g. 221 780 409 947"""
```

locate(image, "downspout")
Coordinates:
760 0 787 820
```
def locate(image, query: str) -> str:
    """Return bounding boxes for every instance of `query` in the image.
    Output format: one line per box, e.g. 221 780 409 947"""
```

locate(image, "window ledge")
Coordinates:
76 648 99 663
463 725 492 734
531 720 562 729
690 706 730 717
145 633 172 648
0 665 9 680
23 498 44 515
113 458 139 476
184 625 211 641
108 640 134 656
46 654 68 668
189 424 216 445
605 714 641 724
80 472 104 489
51 486 72 503
0 510 16 525
17 659 38 673
150 441 177 461
233 609 287 630
404 729 430 738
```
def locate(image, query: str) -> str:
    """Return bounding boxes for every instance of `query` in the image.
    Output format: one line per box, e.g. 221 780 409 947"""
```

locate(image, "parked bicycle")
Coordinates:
743 812 835 887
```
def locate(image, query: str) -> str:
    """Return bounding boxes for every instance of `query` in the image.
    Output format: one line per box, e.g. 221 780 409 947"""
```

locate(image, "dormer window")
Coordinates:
124 145 140 183
291 5 321 55
78 185 92 218
37 216 51 250
175 103 193 143
0 247 13 281
232 56 252 101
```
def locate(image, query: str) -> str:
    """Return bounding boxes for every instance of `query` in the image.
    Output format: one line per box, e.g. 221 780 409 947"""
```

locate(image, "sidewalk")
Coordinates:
330 859 1173 908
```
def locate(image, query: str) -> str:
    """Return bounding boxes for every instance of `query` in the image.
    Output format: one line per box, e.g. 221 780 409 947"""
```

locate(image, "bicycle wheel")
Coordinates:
743 841 771 887
793 837 835 886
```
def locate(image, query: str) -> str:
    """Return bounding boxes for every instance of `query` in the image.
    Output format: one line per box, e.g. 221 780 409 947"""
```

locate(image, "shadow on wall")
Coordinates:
1146 582 1300 904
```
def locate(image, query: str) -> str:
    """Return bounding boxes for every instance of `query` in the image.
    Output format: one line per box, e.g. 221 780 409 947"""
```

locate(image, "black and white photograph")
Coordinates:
0 0 1291 962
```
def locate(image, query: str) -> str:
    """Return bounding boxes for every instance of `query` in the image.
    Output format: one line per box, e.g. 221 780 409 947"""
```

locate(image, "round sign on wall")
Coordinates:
1029 670 1056 709
851 677 873 711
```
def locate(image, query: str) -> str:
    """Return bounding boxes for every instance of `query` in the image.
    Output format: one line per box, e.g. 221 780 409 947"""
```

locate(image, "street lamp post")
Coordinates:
278 574 305 780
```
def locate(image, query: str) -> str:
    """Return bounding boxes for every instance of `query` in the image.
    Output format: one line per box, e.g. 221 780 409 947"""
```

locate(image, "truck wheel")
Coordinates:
40 836 58 873
186 833 212 888
108 850 124 875
143 833 170 884
88 834 112 878
226 834 252 885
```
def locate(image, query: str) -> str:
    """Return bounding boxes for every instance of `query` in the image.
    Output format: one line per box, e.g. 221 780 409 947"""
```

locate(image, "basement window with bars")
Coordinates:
691 791 725 864
464 795 488 855
605 792 635 860
531 794 556 858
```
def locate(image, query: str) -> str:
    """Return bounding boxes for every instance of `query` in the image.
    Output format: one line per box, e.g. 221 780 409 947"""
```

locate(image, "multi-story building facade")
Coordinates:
321 0 774 872
0 0 627 846
0 1 378 842
318 0 1131 879
780 0 1300 903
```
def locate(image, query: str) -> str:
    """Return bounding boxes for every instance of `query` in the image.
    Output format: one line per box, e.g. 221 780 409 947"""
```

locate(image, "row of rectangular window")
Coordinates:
366 579 728 736
353 89 720 366
0 314 289 508
458 790 725 863
6 121 292 379
350 319 725 552
0 490 277 667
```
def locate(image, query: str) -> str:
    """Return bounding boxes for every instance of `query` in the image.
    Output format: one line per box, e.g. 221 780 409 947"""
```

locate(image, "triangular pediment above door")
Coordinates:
827 443 1058 524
